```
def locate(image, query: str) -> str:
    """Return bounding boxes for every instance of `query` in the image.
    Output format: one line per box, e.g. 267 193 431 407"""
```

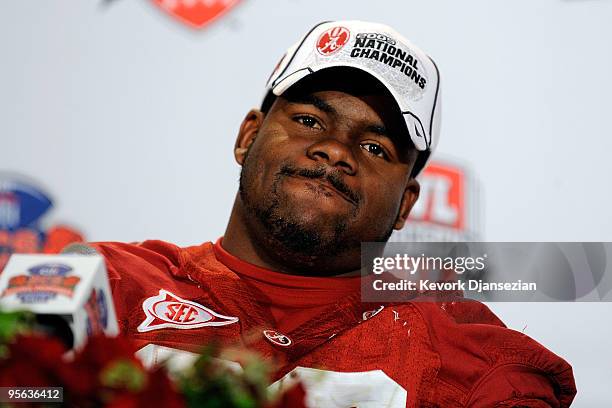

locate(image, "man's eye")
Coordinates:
361 143 389 160
294 115 322 130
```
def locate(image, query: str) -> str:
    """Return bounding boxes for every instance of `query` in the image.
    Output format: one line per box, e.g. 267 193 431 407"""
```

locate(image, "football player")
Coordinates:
93 21 576 407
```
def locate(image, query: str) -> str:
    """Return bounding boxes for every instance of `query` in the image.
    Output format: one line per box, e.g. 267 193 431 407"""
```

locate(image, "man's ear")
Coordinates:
234 109 265 165
393 178 420 230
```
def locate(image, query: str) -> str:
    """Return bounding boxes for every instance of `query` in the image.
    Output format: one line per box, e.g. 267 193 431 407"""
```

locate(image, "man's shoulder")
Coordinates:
90 239 216 281
90 239 231 337
398 300 576 406
92 239 191 257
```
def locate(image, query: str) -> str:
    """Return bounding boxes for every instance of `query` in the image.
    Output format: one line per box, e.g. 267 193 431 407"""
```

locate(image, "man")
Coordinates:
93 21 576 407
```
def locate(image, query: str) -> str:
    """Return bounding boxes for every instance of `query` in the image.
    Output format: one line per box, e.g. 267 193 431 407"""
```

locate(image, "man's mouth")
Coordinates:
289 175 358 206
278 163 361 206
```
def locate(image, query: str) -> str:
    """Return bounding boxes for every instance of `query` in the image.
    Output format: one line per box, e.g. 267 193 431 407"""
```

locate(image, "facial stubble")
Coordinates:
238 151 396 261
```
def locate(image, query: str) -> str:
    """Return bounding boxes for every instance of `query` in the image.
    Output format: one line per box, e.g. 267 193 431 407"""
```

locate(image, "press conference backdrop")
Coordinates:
1 0 611 405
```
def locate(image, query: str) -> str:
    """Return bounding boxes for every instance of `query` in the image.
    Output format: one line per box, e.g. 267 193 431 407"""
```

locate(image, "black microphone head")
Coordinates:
33 314 74 349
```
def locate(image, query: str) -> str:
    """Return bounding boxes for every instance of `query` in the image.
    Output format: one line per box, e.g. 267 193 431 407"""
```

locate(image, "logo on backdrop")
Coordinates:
390 160 482 242
152 0 241 29
0 174 84 272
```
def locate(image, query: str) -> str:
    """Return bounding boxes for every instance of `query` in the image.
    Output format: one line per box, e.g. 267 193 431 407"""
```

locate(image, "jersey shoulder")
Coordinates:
401 300 576 407
91 239 216 281
90 240 229 337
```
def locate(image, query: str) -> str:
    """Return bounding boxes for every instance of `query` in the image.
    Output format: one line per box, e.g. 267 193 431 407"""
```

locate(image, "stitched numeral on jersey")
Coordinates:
271 366 407 407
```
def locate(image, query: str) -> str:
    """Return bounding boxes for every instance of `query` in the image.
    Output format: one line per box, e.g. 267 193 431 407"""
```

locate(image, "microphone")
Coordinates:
0 245 119 349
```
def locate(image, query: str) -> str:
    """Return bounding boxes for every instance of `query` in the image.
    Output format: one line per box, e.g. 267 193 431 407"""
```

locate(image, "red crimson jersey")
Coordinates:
213 238 362 334
93 239 576 407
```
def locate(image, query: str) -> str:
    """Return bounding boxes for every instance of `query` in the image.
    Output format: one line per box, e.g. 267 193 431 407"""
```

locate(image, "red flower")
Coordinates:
69 335 182 407
64 336 137 405
0 333 70 388
107 367 184 408
74 335 140 367
0 331 304 408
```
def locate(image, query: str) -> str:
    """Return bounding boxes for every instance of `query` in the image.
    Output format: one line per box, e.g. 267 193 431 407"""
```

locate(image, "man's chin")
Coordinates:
280 206 350 229
262 212 348 257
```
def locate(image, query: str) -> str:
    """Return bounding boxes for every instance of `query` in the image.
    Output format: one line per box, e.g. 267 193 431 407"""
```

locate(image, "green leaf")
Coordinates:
0 310 34 344
100 359 147 392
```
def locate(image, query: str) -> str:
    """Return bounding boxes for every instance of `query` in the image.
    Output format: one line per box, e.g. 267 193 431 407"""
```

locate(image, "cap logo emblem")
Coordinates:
316 26 350 55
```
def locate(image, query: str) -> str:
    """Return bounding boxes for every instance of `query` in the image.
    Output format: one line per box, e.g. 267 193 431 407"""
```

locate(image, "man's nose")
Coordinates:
306 138 357 175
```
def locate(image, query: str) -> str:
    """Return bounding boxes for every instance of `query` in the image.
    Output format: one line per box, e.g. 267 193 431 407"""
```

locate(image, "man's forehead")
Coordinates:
282 67 393 101
279 68 404 128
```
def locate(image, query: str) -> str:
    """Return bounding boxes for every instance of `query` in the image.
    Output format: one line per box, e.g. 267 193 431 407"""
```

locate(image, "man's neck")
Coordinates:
222 196 361 277
222 197 298 275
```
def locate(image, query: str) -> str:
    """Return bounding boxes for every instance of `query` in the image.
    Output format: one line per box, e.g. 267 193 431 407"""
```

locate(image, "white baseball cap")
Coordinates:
262 20 442 175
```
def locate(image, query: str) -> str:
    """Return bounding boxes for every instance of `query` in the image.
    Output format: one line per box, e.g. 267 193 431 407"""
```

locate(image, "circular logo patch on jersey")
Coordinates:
316 26 350 56
362 305 385 321
263 329 292 347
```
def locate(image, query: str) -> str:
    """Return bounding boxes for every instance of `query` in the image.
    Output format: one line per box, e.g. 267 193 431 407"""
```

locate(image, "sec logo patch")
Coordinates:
137 289 238 332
